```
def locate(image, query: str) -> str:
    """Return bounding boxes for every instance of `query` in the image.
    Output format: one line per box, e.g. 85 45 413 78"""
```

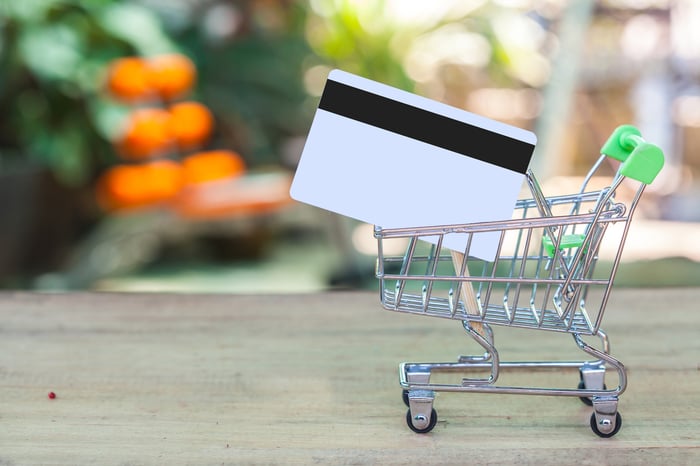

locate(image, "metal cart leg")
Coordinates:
462 322 499 385
578 361 607 406
404 369 437 433
574 332 625 437
401 322 499 433
458 320 495 363
406 390 437 433
590 396 622 438
577 330 611 405
574 331 626 397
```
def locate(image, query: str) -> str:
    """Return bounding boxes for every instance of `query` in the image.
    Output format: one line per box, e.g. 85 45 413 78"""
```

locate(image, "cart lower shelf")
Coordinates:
398 322 626 437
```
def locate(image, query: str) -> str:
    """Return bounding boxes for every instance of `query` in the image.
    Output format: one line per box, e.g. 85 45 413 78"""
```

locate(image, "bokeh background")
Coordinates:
1 0 699 293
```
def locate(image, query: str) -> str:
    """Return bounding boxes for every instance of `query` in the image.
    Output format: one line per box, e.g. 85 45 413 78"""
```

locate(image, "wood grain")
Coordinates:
0 290 698 465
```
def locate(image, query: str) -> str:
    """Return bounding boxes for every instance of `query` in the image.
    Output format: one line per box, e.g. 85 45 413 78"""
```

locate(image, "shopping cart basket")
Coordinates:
374 125 664 437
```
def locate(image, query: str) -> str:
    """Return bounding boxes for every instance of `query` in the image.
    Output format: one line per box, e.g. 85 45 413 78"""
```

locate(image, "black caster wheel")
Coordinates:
402 389 410 407
578 380 607 406
406 408 438 434
590 411 622 438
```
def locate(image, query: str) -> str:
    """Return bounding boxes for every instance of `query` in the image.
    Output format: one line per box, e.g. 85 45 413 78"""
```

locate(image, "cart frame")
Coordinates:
374 125 664 437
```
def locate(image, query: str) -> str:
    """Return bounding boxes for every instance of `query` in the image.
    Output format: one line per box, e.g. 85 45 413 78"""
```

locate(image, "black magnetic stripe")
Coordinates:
318 79 533 174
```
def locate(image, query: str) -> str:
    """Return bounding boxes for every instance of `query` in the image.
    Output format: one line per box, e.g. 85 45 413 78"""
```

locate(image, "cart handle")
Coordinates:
601 125 665 185
601 125 642 162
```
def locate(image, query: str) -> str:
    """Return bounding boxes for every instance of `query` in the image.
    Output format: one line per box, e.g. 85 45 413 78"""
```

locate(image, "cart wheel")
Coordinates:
590 411 622 438
402 389 410 407
577 380 608 406
406 408 438 434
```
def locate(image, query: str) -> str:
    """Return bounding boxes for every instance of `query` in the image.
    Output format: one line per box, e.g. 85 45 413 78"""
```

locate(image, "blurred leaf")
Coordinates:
97 3 175 55
198 33 311 162
305 0 413 90
16 90 49 121
50 124 90 185
89 98 130 141
18 24 83 81
0 0 180 187
24 119 89 185
0 0 57 22
74 58 107 94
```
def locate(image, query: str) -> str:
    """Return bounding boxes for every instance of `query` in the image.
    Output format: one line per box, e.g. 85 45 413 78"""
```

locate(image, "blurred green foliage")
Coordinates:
304 0 415 91
159 0 314 167
0 0 178 185
302 0 549 94
0 0 320 185
0 0 546 187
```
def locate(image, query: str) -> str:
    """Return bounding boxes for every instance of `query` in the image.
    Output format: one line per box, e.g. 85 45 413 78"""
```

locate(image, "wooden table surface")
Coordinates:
1 289 698 465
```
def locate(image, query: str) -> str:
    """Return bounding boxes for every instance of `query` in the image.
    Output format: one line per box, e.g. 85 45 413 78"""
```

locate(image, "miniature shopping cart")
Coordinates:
374 125 664 437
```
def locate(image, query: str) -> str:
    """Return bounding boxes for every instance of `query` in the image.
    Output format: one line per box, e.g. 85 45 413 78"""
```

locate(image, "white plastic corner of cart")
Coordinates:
290 69 537 260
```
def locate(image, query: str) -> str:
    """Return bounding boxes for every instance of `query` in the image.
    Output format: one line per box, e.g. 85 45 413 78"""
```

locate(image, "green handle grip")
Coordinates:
601 125 665 185
600 125 641 162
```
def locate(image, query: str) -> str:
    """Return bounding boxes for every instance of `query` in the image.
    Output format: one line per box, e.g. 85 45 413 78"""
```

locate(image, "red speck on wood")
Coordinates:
48 392 56 399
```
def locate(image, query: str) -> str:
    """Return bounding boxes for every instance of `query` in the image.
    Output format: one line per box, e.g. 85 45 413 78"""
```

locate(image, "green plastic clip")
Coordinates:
620 142 664 185
542 233 586 257
600 125 641 162
600 125 665 184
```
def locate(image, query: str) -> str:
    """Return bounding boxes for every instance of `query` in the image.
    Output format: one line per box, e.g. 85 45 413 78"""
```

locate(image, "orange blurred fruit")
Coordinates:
148 54 197 101
182 150 246 185
144 160 185 200
97 160 184 211
105 57 152 102
168 101 214 150
116 108 173 160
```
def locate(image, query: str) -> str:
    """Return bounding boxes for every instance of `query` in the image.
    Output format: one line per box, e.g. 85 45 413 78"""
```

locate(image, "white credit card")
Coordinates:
290 69 537 259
